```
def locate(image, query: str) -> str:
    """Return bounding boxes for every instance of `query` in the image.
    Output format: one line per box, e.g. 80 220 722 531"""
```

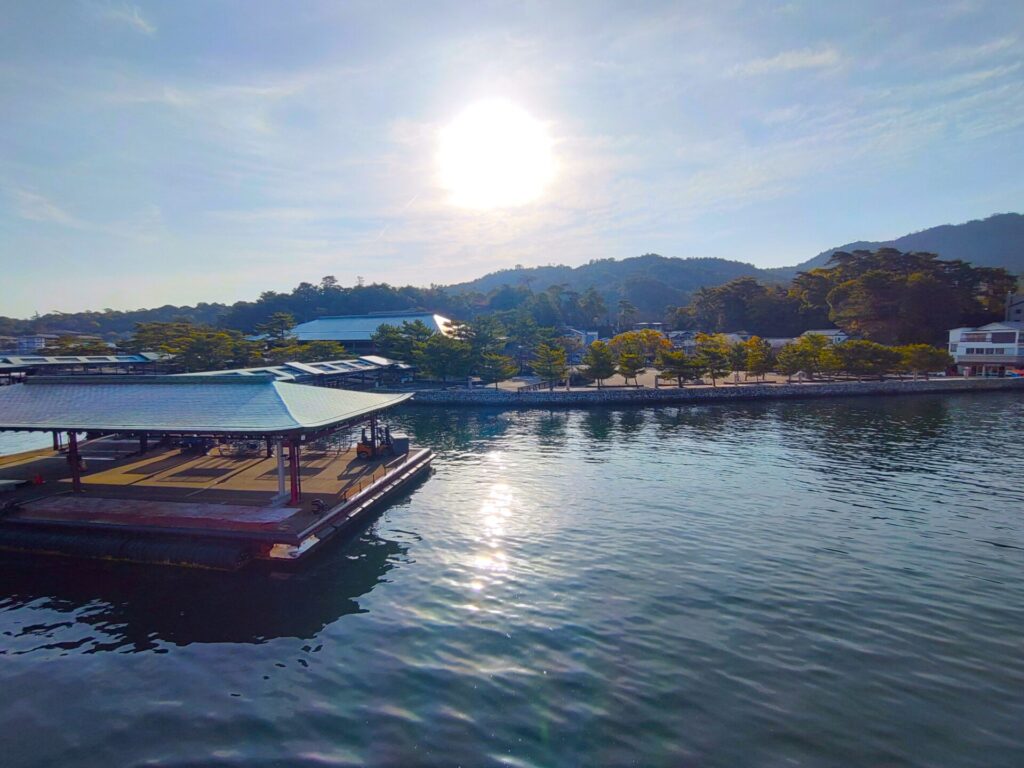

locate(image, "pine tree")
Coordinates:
580 340 615 388
478 353 518 389
533 344 568 391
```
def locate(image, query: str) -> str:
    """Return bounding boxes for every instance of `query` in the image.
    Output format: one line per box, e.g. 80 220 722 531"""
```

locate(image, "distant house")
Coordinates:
290 312 452 352
720 330 751 344
16 334 60 354
800 328 848 344
15 332 104 355
763 337 796 351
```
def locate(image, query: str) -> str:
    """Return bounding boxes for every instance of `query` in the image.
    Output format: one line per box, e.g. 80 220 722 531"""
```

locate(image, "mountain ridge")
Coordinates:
2 213 1019 334
768 212 1023 277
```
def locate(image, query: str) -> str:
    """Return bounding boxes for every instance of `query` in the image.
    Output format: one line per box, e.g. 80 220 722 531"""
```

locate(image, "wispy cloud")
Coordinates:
11 189 84 228
10 188 164 242
730 46 842 76
96 3 155 35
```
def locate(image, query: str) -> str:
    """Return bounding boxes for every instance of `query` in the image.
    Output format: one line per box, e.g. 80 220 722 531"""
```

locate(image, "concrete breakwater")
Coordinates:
398 377 1024 408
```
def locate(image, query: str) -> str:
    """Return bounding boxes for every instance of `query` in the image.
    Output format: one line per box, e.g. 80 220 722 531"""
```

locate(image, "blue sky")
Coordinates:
2 0 1022 316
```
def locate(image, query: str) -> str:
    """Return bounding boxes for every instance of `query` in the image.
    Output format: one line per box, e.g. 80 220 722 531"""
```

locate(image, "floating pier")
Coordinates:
0 376 432 570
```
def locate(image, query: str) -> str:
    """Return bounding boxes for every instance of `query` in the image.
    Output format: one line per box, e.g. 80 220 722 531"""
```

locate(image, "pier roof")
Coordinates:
0 375 412 436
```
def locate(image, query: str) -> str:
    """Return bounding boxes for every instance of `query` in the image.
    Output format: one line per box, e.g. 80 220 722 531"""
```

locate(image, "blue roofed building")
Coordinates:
290 312 452 352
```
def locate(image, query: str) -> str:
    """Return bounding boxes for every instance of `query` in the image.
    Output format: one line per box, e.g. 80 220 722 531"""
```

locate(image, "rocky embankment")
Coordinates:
400 377 1024 407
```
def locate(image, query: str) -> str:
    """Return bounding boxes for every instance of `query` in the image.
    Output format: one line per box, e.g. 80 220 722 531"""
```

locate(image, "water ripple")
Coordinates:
1 393 1023 767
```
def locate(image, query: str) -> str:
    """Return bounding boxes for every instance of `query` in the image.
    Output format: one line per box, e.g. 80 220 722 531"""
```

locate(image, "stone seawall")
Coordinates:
396 377 1024 408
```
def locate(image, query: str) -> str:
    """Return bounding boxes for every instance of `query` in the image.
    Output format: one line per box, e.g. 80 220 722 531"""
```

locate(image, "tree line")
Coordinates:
5 249 1015 353
40 314 349 373
672 249 1015 344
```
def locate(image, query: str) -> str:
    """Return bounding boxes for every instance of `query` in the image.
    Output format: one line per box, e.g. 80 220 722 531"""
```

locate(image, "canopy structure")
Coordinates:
0 375 412 437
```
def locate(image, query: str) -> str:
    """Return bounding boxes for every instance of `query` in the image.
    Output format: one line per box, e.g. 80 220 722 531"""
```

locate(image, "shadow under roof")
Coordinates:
0 375 413 436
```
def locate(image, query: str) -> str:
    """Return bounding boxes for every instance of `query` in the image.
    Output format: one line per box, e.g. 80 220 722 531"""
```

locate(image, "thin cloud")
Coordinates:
96 3 155 35
11 189 84 228
730 46 842 76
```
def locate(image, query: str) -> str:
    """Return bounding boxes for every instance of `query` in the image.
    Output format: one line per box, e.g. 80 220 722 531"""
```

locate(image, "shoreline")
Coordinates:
396 377 1024 408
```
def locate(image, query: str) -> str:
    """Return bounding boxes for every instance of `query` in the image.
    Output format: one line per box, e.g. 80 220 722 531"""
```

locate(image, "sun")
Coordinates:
437 99 555 210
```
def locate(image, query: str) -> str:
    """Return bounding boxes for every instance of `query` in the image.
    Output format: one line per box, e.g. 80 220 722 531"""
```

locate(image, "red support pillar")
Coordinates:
68 431 82 494
288 439 301 505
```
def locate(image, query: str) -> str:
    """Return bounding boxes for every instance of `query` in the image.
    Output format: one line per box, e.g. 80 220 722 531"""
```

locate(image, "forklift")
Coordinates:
356 424 393 460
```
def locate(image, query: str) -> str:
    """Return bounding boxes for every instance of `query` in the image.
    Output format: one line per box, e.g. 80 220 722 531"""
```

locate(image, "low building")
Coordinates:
563 327 599 346
16 334 60 354
948 322 1024 375
290 312 452 352
800 328 848 344
183 355 414 388
763 337 796 351
15 332 106 355
0 352 171 384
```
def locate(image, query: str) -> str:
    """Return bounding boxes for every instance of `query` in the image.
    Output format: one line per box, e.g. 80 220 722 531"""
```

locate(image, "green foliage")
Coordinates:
40 335 112 355
687 277 825 337
371 320 435 360
616 352 645 386
122 321 262 371
617 299 638 331
579 287 608 326
694 333 731 386
744 336 774 380
477 353 518 389
795 249 1016 344
414 334 473 382
728 342 748 374
608 329 671 362
775 333 833 379
656 349 702 387
831 340 903 379
532 343 568 391
897 344 953 378
0 304 228 343
255 312 297 346
263 340 349 365
580 340 616 388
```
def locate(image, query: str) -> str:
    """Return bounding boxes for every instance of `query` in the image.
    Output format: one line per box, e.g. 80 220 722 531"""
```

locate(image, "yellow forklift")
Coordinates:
356 424 393 460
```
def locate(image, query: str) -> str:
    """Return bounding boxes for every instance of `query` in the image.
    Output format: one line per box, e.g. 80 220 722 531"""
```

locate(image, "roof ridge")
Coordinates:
270 381 303 430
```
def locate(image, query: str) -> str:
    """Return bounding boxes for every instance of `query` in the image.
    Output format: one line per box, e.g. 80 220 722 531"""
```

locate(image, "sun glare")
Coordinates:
437 100 555 210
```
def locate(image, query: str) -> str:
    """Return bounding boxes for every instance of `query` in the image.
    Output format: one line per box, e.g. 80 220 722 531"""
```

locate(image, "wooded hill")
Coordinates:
768 213 1024 278
1 212 1019 338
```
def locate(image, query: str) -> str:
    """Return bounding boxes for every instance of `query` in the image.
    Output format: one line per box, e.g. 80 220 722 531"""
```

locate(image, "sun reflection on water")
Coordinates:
462 473 517 607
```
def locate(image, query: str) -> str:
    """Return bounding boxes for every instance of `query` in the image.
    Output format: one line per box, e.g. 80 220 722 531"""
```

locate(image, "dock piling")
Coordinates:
68 431 82 493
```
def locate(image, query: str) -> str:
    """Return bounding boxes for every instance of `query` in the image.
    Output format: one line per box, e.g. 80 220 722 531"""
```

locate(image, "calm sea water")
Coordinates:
1 393 1023 767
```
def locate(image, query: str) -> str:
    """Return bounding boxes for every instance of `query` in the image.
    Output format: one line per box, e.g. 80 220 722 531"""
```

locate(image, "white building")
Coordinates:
948 293 1024 375
948 321 1024 375
16 334 60 354
800 328 848 344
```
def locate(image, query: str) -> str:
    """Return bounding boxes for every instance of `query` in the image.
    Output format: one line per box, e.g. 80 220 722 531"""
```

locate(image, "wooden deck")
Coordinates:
0 440 430 564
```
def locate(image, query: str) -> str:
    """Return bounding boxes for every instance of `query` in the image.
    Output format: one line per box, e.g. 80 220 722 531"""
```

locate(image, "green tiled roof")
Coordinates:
0 375 412 435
